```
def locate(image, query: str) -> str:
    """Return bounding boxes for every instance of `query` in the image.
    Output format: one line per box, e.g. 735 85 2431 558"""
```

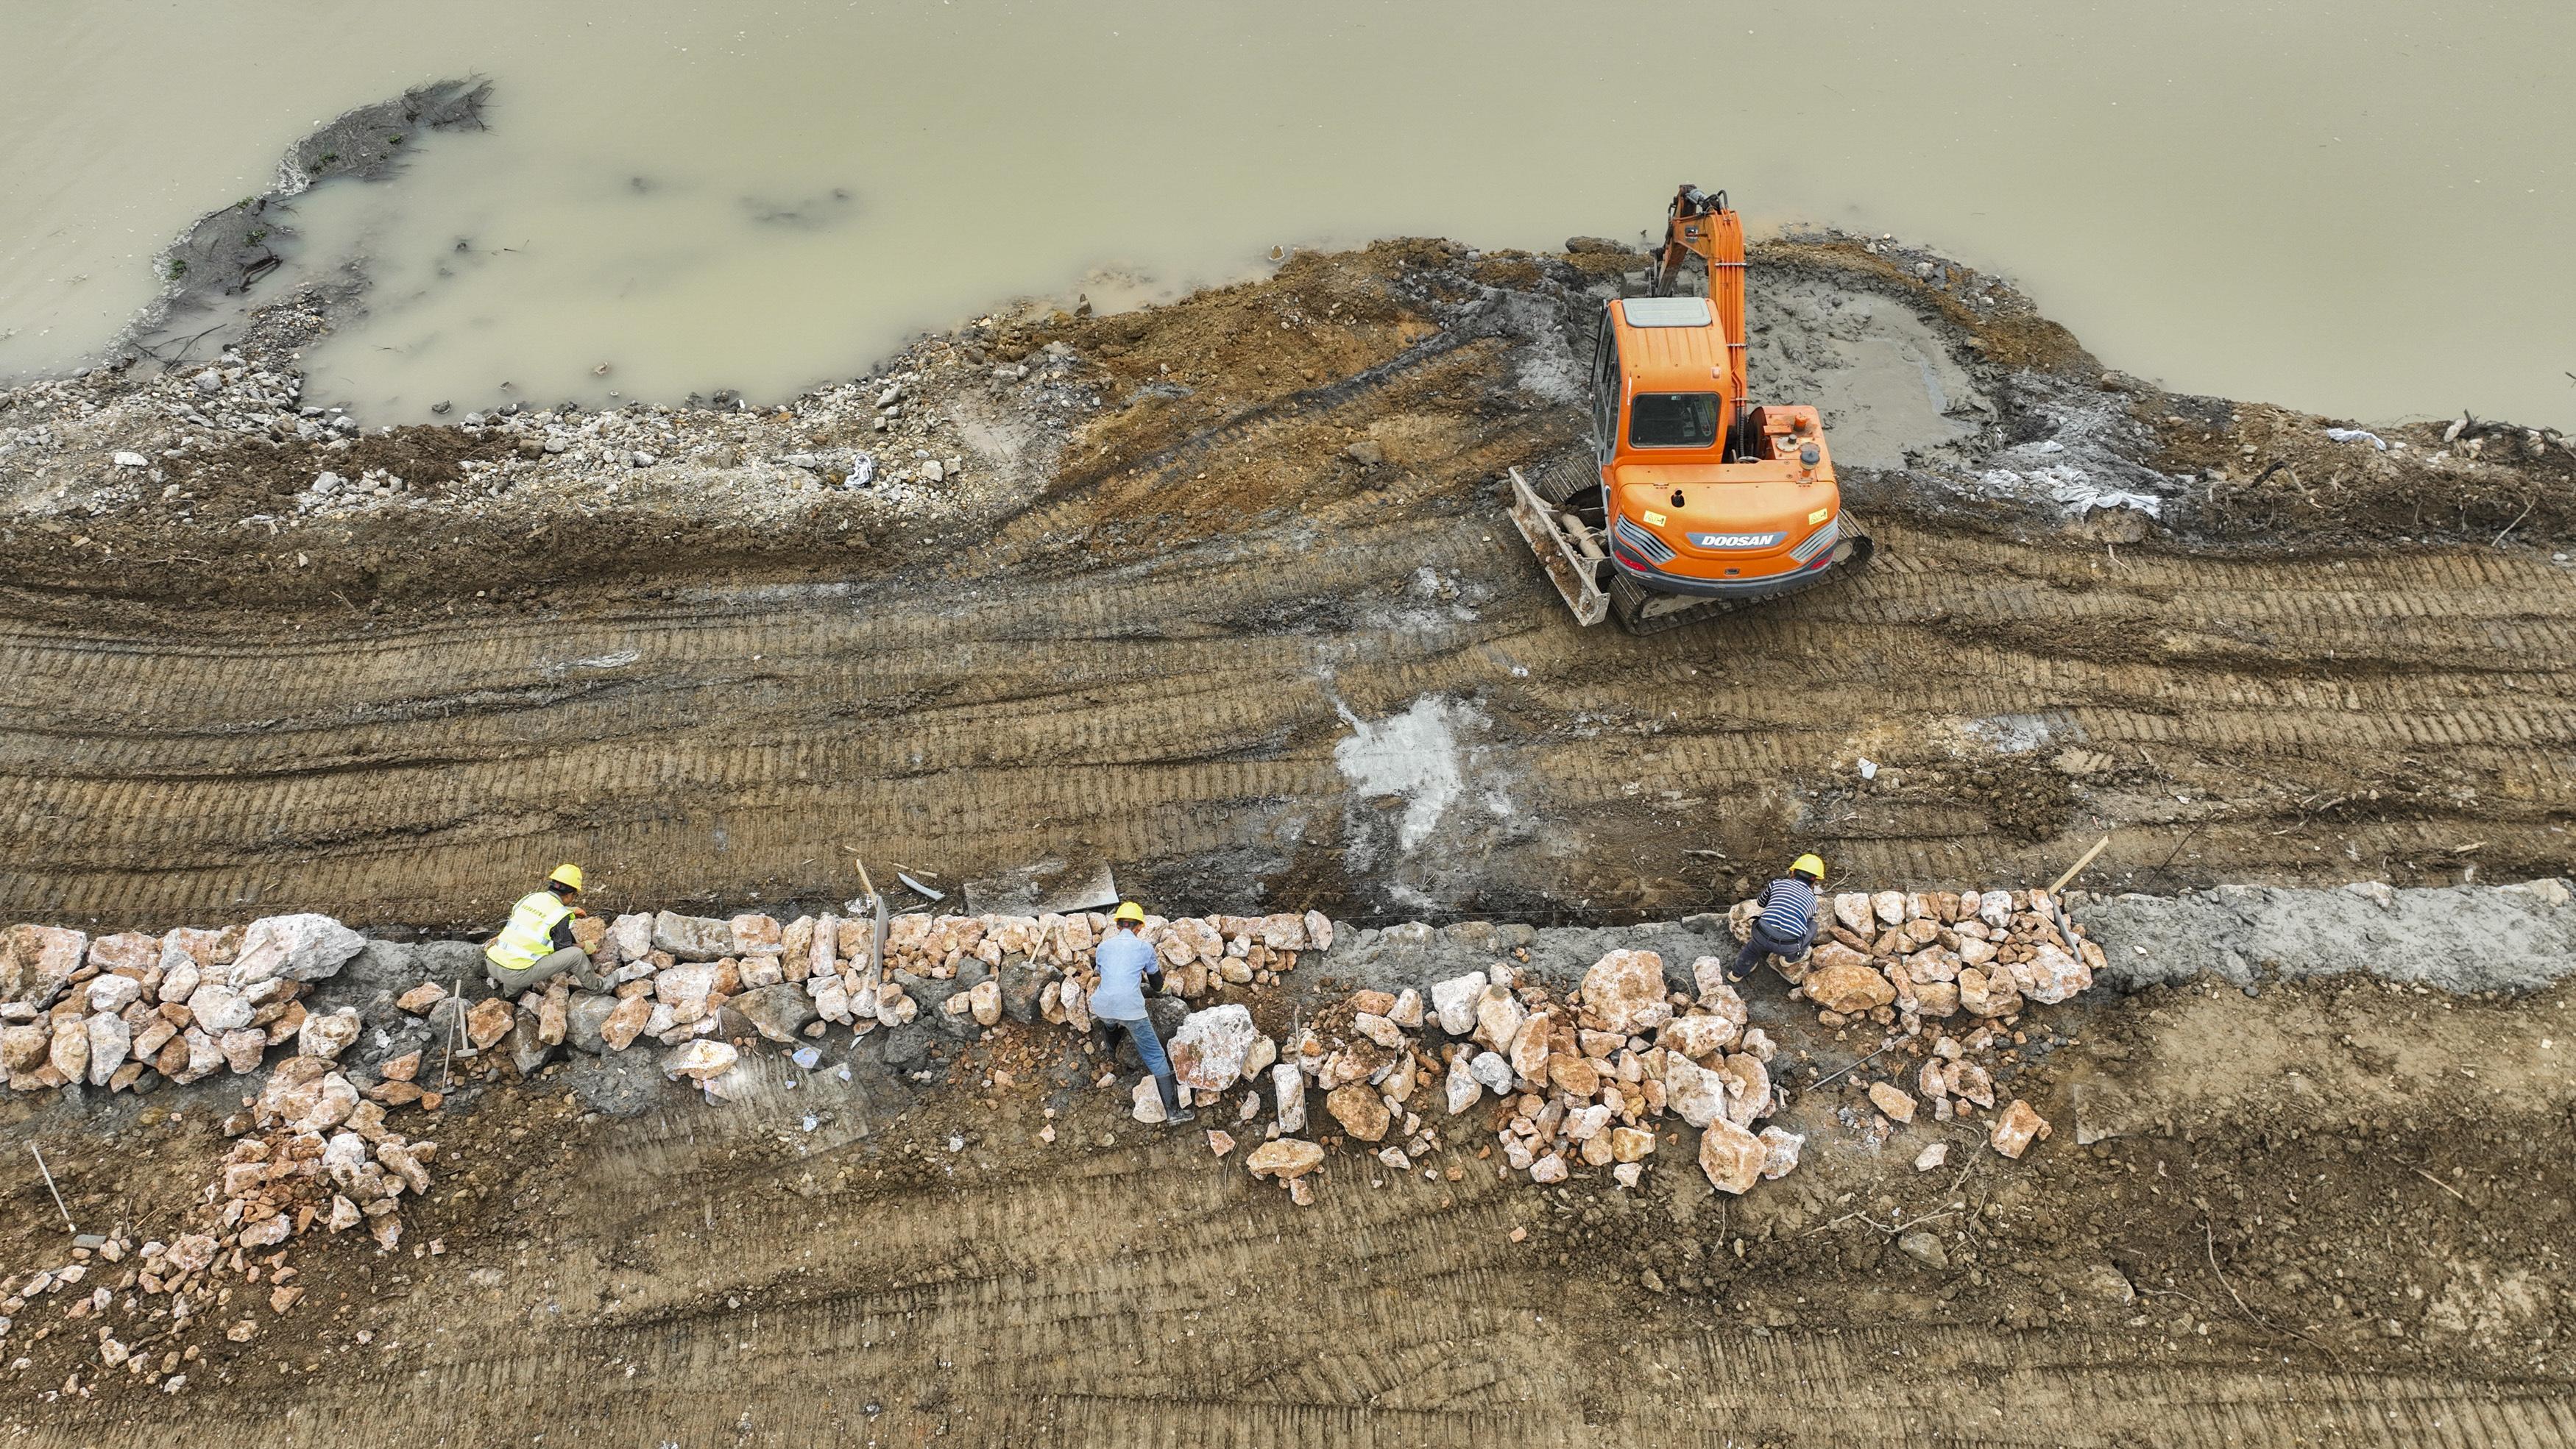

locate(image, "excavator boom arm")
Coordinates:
1651 185 1750 432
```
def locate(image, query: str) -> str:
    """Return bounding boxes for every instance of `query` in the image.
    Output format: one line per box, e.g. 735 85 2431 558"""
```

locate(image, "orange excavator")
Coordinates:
1507 185 1873 634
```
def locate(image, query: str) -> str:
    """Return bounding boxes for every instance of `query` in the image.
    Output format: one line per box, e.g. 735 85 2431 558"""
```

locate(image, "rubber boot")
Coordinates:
1157 1073 1195 1124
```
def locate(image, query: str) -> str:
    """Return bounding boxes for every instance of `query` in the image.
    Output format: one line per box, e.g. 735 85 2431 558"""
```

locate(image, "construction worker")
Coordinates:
1728 853 1827 985
1090 901 1194 1124
485 864 594 993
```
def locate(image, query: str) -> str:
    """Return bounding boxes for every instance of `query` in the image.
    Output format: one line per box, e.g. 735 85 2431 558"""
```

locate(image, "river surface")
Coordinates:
3 1 2570 428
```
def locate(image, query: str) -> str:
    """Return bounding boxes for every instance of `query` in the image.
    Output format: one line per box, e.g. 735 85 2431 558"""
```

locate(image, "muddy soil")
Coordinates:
4 241 2573 930
0 954 2566 1447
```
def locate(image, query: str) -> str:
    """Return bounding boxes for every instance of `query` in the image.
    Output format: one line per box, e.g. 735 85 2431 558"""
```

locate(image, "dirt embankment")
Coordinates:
4 240 2574 929
1 901 2568 1448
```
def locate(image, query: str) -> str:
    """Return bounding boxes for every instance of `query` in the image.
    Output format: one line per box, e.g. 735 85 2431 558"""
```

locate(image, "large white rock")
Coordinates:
1580 949 1672 1036
1467 1050 1515 1096
1699 1118 1764 1194
187 981 254 1033
297 1007 362 1061
1430 972 1487 1035
808 974 850 1024
1271 1062 1307 1132
1716 1052 1772 1127
2019 943 2092 1005
1758 1126 1805 1180
1301 911 1334 952
605 913 653 963
662 1041 739 1081
1663 1051 1727 1128
1351 1012 1403 1049
2 925 88 1010
85 974 144 1015
1168 1004 1259 1092
1831 893 1877 935
229 914 367 985
85 1013 130 1085
654 962 720 1012
1444 1053 1482 1115
156 954 201 1005
322 1132 372 1190
177 1027 224 1082
651 911 736 963
1473 985 1525 1054
1872 890 1908 927
1659 1012 1739 1062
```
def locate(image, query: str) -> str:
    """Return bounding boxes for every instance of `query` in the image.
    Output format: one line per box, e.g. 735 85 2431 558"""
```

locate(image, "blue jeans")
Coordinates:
1732 925 1812 982
1108 1016 1180 1111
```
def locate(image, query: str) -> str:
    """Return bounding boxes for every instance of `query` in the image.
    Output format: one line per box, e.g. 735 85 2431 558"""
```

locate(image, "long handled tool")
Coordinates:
851 854 889 1005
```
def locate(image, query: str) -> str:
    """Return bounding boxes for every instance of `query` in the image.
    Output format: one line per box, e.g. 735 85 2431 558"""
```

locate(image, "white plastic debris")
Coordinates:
2324 427 2388 450
1857 757 1879 781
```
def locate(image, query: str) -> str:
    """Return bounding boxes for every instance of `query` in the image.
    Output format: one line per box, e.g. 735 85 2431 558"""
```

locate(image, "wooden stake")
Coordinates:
29 1144 74 1232
2047 835 2113 897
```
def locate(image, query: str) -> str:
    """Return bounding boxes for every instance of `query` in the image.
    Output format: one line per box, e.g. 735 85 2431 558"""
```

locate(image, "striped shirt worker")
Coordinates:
1727 853 1827 985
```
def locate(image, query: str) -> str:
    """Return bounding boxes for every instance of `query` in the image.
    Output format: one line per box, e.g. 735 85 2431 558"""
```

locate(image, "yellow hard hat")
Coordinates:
1112 900 1147 925
548 862 585 893
1790 854 1825 882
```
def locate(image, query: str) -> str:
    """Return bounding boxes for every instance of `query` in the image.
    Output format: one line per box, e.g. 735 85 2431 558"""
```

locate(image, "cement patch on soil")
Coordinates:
2074 877 2576 991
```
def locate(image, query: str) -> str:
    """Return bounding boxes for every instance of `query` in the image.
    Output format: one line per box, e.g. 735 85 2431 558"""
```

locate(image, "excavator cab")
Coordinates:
1507 186 1873 634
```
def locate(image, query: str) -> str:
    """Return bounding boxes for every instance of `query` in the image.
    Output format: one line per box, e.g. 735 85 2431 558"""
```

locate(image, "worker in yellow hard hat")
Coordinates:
1089 900 1192 1124
1727 853 1827 986
484 863 595 994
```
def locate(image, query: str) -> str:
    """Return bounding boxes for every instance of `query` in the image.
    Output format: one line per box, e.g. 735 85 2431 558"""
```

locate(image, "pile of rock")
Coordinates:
1 915 367 1097
210 1052 444 1253
1754 887 2087 1159
1203 946 1804 1205
403 907 1329 1081
1772 886 2099 1027
3 890 2081 1236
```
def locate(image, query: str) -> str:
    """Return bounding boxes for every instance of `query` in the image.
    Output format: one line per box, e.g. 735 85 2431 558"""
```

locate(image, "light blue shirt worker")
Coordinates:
1090 928 1158 1021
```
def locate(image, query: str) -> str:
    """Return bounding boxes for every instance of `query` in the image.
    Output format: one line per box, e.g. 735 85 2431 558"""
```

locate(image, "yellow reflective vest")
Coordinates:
487 890 573 973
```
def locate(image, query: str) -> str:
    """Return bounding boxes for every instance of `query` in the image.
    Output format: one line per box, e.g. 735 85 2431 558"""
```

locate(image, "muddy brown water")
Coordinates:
3 0 2572 429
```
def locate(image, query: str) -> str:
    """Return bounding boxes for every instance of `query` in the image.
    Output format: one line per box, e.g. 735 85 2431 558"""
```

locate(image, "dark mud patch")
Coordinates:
134 80 492 369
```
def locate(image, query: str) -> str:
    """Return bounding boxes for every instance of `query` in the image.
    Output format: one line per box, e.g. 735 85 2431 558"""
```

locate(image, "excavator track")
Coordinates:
1608 514 1876 635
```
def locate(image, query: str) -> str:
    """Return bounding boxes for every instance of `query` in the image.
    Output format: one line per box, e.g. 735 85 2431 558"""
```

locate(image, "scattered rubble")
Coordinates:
0 882 2128 1395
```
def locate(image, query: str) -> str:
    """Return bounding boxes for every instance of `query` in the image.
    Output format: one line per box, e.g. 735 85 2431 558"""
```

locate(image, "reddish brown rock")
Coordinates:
1868 1081 1917 1124
1248 1138 1325 1180
1547 1054 1602 1099
1990 1099 2050 1158
1579 949 1672 1037
1324 1083 1390 1142
600 995 652 1052
1699 1118 1763 1194
1804 960 1896 1015
464 997 515 1049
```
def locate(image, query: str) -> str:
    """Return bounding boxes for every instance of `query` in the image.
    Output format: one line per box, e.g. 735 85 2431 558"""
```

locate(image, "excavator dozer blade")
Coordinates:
1504 467 1610 627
